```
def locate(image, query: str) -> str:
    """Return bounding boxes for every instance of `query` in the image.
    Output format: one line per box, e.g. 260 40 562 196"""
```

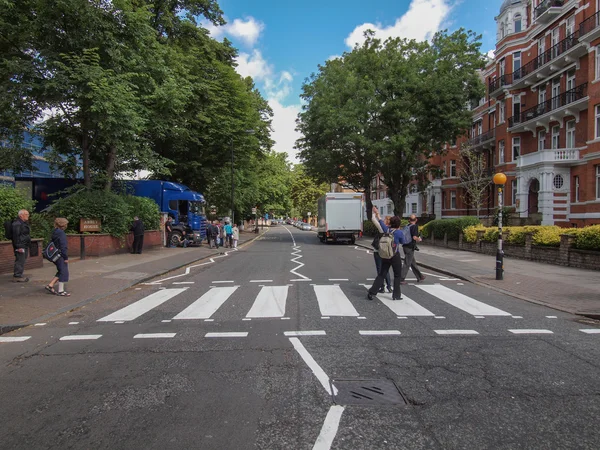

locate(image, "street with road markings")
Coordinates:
1 225 599 449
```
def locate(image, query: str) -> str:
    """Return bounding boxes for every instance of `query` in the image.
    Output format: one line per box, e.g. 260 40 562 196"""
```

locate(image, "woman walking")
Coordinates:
232 223 240 248
45 217 71 296
371 213 392 294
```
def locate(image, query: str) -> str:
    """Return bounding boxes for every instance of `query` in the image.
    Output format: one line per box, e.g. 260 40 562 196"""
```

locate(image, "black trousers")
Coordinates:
132 234 144 254
368 252 403 298
373 252 391 289
401 247 423 281
13 248 28 277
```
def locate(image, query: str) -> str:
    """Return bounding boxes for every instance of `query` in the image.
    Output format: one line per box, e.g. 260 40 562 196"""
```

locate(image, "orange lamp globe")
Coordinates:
493 173 507 185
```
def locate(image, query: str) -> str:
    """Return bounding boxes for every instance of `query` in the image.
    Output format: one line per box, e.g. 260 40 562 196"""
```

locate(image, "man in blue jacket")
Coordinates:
367 207 406 301
11 209 31 282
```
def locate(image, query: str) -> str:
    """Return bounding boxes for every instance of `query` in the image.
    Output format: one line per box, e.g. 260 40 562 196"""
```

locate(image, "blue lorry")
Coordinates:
120 180 208 246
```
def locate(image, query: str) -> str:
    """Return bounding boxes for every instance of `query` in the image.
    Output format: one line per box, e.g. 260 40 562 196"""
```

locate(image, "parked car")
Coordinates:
301 223 312 231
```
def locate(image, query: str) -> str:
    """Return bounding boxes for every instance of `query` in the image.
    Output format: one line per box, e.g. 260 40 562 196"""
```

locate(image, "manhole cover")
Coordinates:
331 379 408 406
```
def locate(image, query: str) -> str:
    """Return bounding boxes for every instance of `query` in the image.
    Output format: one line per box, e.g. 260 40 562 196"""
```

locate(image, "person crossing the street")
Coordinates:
400 214 425 285
370 213 392 294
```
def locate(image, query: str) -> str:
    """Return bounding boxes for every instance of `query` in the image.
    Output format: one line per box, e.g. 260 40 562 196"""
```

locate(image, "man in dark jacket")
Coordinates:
400 214 425 284
12 209 31 282
130 216 145 254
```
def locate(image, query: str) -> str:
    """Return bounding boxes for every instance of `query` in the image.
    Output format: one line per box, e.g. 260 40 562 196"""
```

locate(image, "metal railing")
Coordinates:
489 31 579 93
579 10 600 37
467 128 495 147
534 0 564 21
508 82 587 128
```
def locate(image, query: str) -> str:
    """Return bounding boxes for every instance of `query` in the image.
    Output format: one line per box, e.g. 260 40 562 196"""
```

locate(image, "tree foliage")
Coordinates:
290 164 328 219
458 143 492 217
296 29 485 217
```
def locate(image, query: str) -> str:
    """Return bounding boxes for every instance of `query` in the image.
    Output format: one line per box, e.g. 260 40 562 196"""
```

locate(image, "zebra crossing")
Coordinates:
96 283 516 323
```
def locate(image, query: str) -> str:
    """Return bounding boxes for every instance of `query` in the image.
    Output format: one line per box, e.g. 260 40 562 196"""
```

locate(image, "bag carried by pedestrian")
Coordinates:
371 234 380 250
42 241 62 262
378 229 396 259
4 220 13 240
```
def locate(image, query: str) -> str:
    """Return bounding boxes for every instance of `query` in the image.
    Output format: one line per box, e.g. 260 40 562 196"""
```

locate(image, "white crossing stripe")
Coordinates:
360 285 435 316
417 285 511 316
509 329 553 334
173 286 238 320
134 333 176 339
60 335 102 341
435 330 479 335
246 286 288 318
313 285 359 317
0 336 31 342
580 329 600 334
205 332 248 338
359 330 401 336
98 288 187 322
284 331 326 336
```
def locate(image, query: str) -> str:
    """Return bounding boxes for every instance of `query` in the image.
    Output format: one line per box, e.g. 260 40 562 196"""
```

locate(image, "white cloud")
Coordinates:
203 16 264 47
268 99 303 163
236 49 272 81
345 0 452 48
486 49 495 60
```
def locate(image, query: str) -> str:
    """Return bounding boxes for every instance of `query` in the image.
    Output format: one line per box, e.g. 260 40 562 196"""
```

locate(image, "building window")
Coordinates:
499 100 505 123
553 174 564 190
551 126 560 149
443 160 448 178
512 137 521 161
450 191 456 210
574 176 579 202
499 140 505 164
538 130 546 151
596 46 600 80
500 22 505 39
597 166 600 199
379 190 385 199
514 14 522 33
596 105 600 139
538 84 546 104
372 192 377 201
513 52 521 78
411 203 417 214
450 160 456 177
511 179 517 206
566 120 575 148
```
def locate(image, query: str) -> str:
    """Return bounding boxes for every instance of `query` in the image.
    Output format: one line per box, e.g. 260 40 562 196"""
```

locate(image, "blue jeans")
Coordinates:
373 252 391 289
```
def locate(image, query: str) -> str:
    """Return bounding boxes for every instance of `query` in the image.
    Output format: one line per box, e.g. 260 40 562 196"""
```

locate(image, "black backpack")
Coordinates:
4 219 13 241
371 234 380 250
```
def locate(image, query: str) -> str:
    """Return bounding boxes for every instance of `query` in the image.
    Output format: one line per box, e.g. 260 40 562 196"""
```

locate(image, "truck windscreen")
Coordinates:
190 201 206 216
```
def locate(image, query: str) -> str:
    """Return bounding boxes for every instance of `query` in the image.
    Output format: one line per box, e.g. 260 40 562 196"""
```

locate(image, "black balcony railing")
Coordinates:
489 31 580 93
508 82 587 128
579 10 600 37
468 128 495 148
534 0 564 21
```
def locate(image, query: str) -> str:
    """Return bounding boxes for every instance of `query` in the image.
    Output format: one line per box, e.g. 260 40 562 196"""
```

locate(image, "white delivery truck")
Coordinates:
317 192 364 244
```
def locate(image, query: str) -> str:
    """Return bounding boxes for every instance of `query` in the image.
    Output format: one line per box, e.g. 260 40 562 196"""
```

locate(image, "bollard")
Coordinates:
80 235 86 260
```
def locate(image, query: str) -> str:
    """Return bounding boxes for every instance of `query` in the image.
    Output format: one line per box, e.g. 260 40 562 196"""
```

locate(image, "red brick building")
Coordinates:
433 0 600 226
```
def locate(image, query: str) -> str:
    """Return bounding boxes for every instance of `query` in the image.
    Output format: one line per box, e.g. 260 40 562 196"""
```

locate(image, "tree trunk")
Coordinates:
365 187 373 221
81 131 90 189
104 145 117 192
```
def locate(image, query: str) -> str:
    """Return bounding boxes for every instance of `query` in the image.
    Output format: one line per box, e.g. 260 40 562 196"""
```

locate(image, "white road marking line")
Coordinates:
34 323 46 326
580 329 600 334
434 316 446 319
205 332 248 338
417 284 512 316
134 333 176 339
512 316 523 319
312 405 345 450
242 318 251 321
457 259 480 262
509 329 553 334
328 279 348 281
246 285 288 318
173 286 238 320
366 278 375 281
546 316 558 319
204 319 214 322
212 281 234 283
0 336 31 342
281 317 291 320
321 317 330 319
357 316 367 320
68 322 79 325
397 317 408 319
359 330 401 336
60 335 102 341
115 321 125 324
250 280 273 283
314 285 359 317
173 282 195 284
457 283 464 286
474 316 485 319
360 285 435 317
98 288 187 322
135 288 142 290
435 330 479 335
289 337 337 396
161 320 172 323
284 331 327 336
438 278 460 281
291 279 313 282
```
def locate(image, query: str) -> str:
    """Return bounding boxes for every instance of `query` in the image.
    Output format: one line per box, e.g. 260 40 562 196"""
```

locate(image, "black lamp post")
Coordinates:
231 130 255 226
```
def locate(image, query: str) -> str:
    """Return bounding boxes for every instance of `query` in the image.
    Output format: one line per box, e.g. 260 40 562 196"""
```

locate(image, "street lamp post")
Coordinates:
230 138 234 226
493 172 507 280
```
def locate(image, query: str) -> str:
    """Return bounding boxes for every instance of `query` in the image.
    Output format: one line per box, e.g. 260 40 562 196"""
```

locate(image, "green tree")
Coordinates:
290 164 328 219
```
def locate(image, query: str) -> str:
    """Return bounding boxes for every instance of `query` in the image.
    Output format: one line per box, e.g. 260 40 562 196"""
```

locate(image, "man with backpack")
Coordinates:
6 209 32 282
367 206 407 301
400 214 425 284
370 213 392 294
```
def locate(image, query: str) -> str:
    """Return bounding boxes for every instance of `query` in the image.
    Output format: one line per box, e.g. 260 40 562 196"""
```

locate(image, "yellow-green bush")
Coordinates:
463 225 485 243
574 225 600 251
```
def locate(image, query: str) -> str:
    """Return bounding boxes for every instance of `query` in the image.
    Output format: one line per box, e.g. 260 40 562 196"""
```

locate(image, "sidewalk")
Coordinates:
0 230 266 334
357 239 600 318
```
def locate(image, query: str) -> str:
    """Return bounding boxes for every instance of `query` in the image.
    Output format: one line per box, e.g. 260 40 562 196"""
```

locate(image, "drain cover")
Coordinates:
331 379 408 406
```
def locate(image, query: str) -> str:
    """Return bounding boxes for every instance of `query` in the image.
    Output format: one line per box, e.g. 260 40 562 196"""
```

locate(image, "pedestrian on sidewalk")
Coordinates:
45 217 70 296
165 215 174 247
130 216 145 254
367 207 407 301
370 213 392 294
232 223 239 248
400 214 425 285
11 209 31 283
224 221 233 248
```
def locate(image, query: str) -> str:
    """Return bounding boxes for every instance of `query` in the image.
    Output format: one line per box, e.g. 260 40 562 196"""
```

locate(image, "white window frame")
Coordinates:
552 78 561 110
597 166 600 199
512 137 521 161
513 51 521 75
574 175 580 202
566 120 575 148
499 100 505 123
450 160 457 177
379 190 385 200
411 203 417 214
552 125 560 149
499 140 505 164
539 84 547 105
538 130 546 151
514 14 522 33
596 46 600 81
450 191 457 210
538 37 546 65
566 16 575 37
595 105 600 139
551 27 560 58
511 179 517 206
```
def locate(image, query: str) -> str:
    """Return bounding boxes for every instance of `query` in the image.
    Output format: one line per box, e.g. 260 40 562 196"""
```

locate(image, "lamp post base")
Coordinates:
495 249 504 280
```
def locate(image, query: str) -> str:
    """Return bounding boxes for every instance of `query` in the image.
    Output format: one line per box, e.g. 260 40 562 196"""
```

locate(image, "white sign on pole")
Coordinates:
252 207 257 214
307 212 311 216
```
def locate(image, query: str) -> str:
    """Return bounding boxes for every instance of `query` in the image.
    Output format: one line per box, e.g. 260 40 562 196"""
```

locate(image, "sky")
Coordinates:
203 0 505 163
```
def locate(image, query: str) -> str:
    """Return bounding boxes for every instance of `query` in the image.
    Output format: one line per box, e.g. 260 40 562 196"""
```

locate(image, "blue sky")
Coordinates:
203 0 505 161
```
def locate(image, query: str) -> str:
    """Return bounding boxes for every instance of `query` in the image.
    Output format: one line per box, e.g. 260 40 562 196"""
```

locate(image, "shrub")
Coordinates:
532 226 566 247
363 219 378 236
425 217 482 241
122 195 160 231
573 225 600 251
0 185 34 233
463 224 485 243
29 212 55 244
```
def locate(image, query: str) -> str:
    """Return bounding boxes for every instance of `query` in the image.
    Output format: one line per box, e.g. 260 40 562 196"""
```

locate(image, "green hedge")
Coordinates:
422 217 482 241
363 218 411 236
0 185 34 229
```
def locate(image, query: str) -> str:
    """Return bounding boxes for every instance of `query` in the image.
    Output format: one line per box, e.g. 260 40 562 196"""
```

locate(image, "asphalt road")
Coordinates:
1 225 599 449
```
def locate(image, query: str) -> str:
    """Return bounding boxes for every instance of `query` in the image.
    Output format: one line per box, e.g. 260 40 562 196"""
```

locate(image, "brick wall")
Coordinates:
0 239 44 274
66 230 162 258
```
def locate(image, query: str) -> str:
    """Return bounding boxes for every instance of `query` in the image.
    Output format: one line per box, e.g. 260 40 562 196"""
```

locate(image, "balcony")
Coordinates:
579 10 600 43
507 82 588 133
534 0 565 24
517 148 580 168
466 128 495 151
488 32 585 97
